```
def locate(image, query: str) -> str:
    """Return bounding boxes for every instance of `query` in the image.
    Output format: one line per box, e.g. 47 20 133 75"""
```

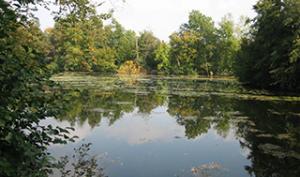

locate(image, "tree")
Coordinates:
215 14 240 75
169 31 199 75
49 0 117 72
235 0 300 90
108 19 137 66
138 31 161 71
154 41 170 73
169 10 218 75
185 11 217 75
0 0 75 176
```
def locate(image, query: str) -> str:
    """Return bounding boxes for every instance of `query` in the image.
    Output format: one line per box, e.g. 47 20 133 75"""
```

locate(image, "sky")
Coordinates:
36 0 258 41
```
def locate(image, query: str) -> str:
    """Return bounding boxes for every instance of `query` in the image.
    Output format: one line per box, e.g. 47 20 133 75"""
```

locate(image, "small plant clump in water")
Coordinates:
191 162 225 177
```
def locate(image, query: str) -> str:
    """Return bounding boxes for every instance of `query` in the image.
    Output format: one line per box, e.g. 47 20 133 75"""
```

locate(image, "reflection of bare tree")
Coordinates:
55 143 106 177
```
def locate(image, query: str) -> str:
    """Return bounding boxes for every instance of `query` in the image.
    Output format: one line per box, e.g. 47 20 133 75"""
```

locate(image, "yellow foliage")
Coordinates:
117 60 145 75
44 27 53 34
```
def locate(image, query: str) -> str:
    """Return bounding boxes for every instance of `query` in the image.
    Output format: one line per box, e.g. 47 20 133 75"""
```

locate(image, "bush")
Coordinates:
117 60 146 75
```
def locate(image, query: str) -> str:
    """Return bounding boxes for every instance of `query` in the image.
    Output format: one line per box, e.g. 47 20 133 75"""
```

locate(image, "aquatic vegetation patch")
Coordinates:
51 73 300 102
191 162 227 177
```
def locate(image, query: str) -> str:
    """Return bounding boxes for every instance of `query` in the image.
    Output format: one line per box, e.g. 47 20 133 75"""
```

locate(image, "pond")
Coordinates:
48 73 300 177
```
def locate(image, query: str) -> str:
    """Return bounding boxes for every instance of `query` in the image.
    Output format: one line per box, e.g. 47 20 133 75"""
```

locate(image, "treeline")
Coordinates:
24 0 241 75
49 10 240 75
1 0 299 85
42 0 161 74
14 0 299 90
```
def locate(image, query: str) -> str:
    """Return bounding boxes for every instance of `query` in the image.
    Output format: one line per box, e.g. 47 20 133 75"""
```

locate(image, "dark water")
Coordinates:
49 74 300 177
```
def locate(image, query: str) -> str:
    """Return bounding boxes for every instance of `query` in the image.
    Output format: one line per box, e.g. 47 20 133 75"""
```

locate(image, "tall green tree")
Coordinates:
169 10 217 75
138 31 161 71
183 10 217 75
235 0 300 90
49 0 117 72
108 20 137 66
216 15 240 75
154 41 171 73
169 31 199 75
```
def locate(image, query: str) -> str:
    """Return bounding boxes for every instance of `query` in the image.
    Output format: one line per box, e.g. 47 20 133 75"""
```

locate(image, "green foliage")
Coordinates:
182 10 217 75
235 0 300 90
154 42 171 73
49 0 117 73
169 31 199 75
0 1 77 176
46 9 243 77
108 20 137 66
138 31 161 71
216 15 240 75
169 11 240 76
46 8 244 77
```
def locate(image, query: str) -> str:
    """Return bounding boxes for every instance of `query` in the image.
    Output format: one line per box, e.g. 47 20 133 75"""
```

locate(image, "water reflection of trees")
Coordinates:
234 100 300 177
168 96 300 177
58 89 238 139
57 78 300 177
136 93 166 114
168 95 236 139
58 90 136 127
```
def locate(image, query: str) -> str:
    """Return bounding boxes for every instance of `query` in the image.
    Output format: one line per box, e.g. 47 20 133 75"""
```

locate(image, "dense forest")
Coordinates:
0 0 299 176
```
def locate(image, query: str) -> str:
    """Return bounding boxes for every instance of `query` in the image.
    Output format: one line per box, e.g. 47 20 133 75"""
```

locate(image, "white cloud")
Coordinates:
36 0 258 40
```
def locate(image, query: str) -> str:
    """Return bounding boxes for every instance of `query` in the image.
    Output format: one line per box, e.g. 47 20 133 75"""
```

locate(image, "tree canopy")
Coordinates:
169 11 240 76
235 0 300 91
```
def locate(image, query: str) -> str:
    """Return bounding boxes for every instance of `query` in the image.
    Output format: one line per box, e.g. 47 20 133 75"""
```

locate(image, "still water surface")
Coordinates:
49 74 300 177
